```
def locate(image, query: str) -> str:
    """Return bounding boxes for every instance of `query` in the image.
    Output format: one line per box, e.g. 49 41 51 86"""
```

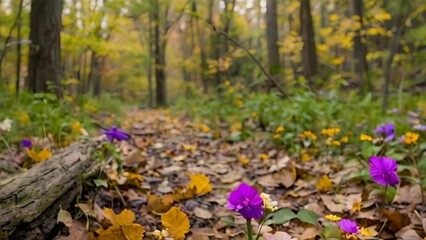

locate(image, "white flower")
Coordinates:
0 118 12 132
260 193 278 211
152 229 169 239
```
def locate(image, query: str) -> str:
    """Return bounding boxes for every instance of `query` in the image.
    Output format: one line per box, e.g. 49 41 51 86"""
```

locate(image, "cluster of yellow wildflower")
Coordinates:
260 193 278 211
274 126 285 139
326 139 341 146
299 130 318 141
360 134 373 141
403 132 419 144
321 128 341 137
152 229 169 239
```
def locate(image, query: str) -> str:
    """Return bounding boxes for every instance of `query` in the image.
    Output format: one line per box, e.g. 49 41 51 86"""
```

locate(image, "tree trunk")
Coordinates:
300 0 318 84
153 1 167 106
350 0 371 94
15 0 24 96
0 141 100 239
27 0 63 96
88 51 103 96
266 0 281 82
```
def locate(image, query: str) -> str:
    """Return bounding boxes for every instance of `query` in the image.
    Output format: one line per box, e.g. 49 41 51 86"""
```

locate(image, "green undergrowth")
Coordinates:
0 89 127 149
173 82 425 143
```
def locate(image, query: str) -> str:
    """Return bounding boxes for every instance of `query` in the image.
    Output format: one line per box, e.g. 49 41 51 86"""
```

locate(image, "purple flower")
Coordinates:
374 123 395 142
21 139 32 148
369 156 400 187
338 219 358 235
104 126 130 142
414 124 426 131
225 183 263 219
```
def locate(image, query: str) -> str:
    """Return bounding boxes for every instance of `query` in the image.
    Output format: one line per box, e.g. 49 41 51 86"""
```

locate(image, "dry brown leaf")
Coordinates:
193 207 213 219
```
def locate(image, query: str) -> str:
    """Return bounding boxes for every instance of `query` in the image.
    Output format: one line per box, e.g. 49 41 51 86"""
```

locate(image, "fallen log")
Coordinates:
0 140 101 239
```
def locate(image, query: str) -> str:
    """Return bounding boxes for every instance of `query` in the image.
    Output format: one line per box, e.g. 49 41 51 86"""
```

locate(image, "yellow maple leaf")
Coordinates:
97 208 145 240
352 201 362 213
238 156 250 165
104 208 135 226
147 193 175 213
182 144 197 151
360 226 378 237
26 148 52 163
315 175 333 192
162 207 190 240
187 173 212 196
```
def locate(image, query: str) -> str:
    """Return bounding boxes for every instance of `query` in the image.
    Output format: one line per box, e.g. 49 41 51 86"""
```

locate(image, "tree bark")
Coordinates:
350 0 371 94
266 0 281 81
153 1 167 106
15 0 24 95
300 0 318 84
0 141 100 238
27 0 63 96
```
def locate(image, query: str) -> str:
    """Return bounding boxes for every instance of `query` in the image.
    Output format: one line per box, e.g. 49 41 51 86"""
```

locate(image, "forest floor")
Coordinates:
3 108 426 239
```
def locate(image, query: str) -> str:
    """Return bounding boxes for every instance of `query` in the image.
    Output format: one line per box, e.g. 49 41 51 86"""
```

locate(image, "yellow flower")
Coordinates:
340 136 349 143
300 130 318 141
260 193 278 211
321 128 341 137
332 140 341 146
71 121 81 134
238 156 250 165
359 227 377 237
275 126 285 133
260 154 269 160
235 99 244 107
403 132 419 144
324 214 342 221
152 229 169 239
301 153 311 162
251 112 257 118
273 134 280 139
224 80 231 86
360 134 373 141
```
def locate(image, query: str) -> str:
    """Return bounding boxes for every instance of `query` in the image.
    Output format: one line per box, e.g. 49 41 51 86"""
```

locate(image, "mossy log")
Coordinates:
0 140 101 239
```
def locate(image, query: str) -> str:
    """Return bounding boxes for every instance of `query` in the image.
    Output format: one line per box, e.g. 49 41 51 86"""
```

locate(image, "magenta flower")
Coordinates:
225 183 263 219
338 219 358 235
104 126 130 142
374 123 395 142
369 156 400 187
21 139 32 148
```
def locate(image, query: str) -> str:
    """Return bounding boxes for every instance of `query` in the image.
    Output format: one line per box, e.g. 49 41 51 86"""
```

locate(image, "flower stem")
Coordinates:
0 135 13 156
246 219 253 240
383 184 388 205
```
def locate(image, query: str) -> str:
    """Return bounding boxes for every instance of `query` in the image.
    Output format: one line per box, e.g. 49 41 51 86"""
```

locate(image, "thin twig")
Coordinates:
203 20 288 97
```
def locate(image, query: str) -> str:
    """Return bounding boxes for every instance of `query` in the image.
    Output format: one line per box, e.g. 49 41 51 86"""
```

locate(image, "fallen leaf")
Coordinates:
193 207 213 219
57 208 73 227
315 175 333 192
162 207 190 240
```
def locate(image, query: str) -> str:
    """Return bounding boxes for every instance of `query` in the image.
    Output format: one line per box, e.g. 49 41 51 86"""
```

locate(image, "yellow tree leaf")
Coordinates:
315 175 333 192
162 207 190 240
122 224 145 240
187 173 212 196
104 208 135 226
147 193 175 213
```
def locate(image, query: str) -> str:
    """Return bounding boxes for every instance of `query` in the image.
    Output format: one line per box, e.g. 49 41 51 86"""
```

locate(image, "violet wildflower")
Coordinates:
21 139 32 148
104 126 130 142
414 124 426 131
374 123 395 142
225 183 263 219
338 219 358 235
369 156 400 187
